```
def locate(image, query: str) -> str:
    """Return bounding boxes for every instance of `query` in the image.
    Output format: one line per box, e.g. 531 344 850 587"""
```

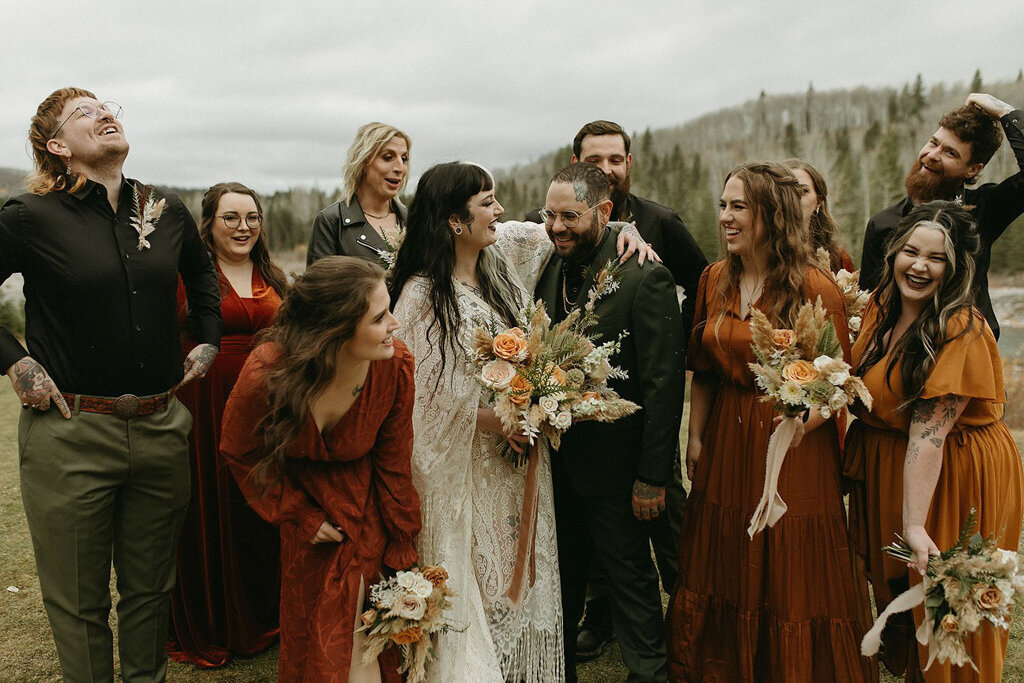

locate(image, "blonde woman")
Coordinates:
308 122 411 265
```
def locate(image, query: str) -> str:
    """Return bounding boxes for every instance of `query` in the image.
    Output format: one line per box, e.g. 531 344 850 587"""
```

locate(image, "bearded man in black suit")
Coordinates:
535 162 683 683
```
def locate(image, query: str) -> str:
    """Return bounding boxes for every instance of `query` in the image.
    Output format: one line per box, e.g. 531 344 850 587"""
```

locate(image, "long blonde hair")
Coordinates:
341 122 411 203
714 162 812 334
26 87 94 195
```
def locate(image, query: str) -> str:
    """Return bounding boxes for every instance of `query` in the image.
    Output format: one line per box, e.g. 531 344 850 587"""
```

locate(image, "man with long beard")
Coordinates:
859 93 1023 338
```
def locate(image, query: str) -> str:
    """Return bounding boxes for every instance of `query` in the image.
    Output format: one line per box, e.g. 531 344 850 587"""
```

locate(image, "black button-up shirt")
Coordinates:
0 177 221 396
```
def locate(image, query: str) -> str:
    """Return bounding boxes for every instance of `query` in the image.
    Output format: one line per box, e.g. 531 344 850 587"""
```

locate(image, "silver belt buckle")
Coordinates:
112 394 141 420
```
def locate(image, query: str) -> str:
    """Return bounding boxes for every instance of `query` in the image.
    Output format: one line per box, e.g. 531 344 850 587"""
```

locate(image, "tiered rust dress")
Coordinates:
845 305 1024 682
168 270 282 667
665 262 871 682
220 341 422 682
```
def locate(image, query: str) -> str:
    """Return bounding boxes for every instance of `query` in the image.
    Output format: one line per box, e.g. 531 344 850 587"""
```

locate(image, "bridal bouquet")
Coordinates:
862 510 1024 670
746 297 872 537
470 260 640 467
358 565 459 682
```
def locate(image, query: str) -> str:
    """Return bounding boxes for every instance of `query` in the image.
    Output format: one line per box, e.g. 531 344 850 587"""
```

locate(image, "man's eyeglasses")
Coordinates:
50 101 122 139
538 205 599 229
218 213 263 230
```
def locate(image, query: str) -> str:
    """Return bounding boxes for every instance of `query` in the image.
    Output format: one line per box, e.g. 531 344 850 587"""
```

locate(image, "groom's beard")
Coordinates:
904 158 964 203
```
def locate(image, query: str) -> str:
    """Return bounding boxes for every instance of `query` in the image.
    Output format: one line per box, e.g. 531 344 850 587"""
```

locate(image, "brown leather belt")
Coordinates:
61 391 172 420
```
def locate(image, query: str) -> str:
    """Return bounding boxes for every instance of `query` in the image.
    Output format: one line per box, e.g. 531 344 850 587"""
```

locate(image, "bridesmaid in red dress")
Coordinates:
221 256 421 682
168 182 289 667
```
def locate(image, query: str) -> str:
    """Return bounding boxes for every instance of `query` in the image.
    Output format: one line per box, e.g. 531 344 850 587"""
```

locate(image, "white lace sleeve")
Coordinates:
494 221 553 293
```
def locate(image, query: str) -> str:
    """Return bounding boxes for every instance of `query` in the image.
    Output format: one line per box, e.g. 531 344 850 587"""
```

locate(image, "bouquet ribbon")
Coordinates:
861 577 952 672
506 440 540 607
747 415 798 538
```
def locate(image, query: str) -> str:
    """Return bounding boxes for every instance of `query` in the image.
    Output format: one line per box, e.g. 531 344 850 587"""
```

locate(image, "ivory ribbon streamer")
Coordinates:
747 416 798 538
860 581 926 657
506 440 540 607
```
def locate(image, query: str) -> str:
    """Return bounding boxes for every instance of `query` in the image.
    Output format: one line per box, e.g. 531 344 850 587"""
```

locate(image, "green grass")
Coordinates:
1 382 1021 681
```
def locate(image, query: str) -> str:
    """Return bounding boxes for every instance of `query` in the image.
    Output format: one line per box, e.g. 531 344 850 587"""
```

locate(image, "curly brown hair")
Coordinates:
938 105 1004 181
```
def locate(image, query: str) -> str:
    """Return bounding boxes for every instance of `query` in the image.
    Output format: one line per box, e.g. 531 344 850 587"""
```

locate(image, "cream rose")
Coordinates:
552 411 572 430
539 395 560 414
392 594 426 621
588 358 613 382
782 360 819 384
493 329 528 361
481 359 516 390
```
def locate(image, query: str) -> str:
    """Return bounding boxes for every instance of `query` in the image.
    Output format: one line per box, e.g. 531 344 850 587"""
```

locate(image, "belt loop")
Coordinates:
72 394 81 416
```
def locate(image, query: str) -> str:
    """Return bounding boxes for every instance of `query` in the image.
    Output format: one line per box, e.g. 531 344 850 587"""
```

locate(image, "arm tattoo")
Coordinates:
988 95 1012 113
907 395 960 463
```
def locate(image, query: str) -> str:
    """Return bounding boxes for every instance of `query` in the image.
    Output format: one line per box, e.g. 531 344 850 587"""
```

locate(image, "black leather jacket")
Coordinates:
306 196 407 266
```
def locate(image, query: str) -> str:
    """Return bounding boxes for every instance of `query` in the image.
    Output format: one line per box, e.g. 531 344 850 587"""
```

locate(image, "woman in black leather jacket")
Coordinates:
307 122 411 266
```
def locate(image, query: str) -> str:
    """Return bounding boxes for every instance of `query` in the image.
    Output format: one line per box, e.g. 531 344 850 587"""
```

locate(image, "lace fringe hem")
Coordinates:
495 623 565 683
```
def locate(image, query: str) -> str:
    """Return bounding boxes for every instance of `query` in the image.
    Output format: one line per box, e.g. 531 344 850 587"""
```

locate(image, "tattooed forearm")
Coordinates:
988 96 1012 114
906 440 920 464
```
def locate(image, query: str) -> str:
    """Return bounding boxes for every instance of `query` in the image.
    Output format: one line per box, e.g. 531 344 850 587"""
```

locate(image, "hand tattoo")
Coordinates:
188 344 219 376
633 481 661 500
10 357 52 402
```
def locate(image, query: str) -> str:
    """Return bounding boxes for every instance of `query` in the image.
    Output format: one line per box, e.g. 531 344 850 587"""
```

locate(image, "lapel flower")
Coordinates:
130 183 166 251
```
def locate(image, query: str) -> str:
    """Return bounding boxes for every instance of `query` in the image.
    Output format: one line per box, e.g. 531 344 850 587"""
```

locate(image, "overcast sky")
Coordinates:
2 0 1021 194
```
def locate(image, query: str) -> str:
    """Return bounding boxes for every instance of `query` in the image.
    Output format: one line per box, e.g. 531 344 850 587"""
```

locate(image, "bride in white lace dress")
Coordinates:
389 162 653 682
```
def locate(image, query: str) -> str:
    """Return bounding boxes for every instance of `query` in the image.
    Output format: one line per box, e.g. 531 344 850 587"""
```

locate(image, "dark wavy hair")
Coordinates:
252 256 385 486
572 120 631 158
389 161 522 381
856 200 979 410
714 161 813 332
939 105 1004 181
199 182 288 296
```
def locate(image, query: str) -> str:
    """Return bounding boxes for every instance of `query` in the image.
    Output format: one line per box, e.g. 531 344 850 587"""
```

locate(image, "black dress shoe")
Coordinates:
575 599 614 662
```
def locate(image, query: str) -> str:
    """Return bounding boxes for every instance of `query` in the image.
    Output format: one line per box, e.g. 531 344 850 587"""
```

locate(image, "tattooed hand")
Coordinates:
614 222 662 267
5 356 71 419
631 479 666 521
965 93 1014 119
178 343 218 389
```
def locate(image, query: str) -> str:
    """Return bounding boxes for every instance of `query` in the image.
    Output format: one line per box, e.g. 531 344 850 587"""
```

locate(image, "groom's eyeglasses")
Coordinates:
538 205 599 229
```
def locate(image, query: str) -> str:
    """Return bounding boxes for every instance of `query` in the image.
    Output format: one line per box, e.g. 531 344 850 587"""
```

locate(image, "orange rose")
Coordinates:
940 614 958 632
509 326 526 339
390 626 423 645
772 329 796 350
493 329 528 361
546 363 568 387
422 565 449 587
976 585 1003 610
360 609 377 628
581 391 601 401
782 360 819 384
507 373 534 405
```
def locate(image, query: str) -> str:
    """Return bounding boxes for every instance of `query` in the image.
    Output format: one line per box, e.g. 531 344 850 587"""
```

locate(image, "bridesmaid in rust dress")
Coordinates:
845 201 1024 682
168 182 288 667
665 162 870 681
221 256 421 682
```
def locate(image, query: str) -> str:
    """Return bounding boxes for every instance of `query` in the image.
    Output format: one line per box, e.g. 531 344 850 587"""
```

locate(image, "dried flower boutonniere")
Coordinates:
130 183 166 251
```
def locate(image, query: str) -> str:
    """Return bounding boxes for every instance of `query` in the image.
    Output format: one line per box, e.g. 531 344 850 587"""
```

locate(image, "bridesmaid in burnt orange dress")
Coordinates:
665 162 870 681
221 256 421 682
169 182 288 667
783 158 856 274
845 201 1024 682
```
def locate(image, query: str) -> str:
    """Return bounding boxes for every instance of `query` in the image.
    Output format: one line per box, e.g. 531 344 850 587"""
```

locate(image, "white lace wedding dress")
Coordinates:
393 222 563 683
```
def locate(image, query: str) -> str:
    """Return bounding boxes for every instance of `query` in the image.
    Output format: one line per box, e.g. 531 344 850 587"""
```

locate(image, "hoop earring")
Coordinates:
454 226 463 235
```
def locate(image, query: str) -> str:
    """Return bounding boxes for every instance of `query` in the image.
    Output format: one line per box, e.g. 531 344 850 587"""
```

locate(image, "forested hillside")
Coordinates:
2 72 1022 270
493 72 1024 268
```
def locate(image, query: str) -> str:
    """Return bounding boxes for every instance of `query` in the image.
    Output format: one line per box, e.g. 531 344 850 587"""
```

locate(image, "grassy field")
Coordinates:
1 380 1022 681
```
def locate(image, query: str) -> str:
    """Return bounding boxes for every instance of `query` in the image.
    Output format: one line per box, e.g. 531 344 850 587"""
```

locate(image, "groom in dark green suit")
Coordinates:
536 162 684 682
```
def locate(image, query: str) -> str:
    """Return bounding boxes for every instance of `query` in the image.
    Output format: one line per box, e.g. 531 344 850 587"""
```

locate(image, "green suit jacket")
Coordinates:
535 228 684 496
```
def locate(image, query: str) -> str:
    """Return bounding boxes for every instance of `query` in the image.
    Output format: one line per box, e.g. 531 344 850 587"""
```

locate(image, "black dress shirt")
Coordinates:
859 110 1024 340
0 177 221 396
